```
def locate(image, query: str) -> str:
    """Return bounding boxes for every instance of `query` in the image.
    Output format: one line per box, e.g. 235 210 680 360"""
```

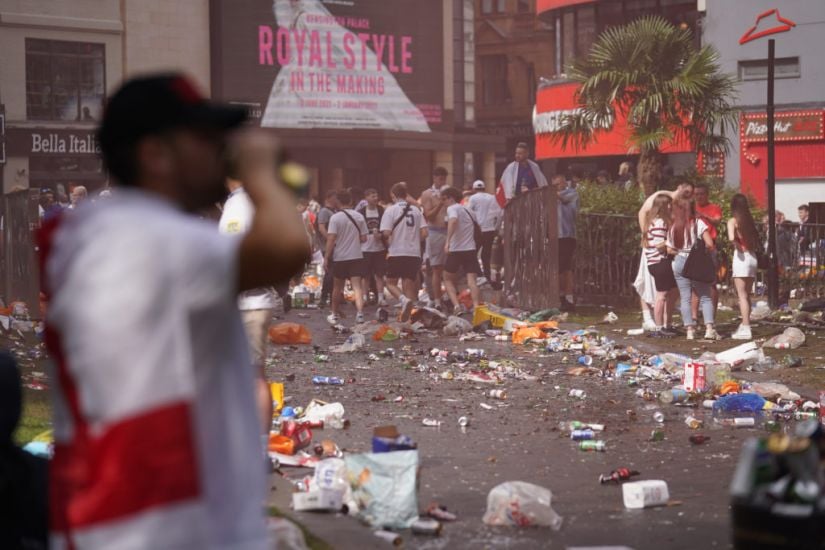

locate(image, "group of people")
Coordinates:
636 181 762 341
311 169 503 325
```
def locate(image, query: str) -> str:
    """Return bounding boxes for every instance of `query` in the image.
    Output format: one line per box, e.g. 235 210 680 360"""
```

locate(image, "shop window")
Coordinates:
481 0 507 14
481 55 510 106
738 57 800 81
26 38 105 122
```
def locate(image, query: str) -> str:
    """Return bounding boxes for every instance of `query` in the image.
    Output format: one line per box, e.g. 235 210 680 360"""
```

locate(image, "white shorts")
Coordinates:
426 230 448 267
732 249 757 278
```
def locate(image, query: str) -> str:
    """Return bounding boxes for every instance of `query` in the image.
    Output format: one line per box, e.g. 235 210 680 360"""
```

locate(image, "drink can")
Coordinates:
587 423 605 432
373 530 402 546
579 440 606 452
653 411 665 423
569 389 586 399
793 411 818 421
422 418 442 427
488 389 507 400
684 416 703 430
682 362 706 393
577 355 593 366
571 429 595 441
495 334 511 342
312 376 344 385
466 348 485 359
411 518 442 536
703 399 716 410
734 417 756 427
774 342 791 349
658 388 689 405
458 416 470 427
649 428 665 442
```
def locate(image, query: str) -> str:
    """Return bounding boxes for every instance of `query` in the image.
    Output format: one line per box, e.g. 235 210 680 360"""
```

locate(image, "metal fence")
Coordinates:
502 186 559 310
1 189 41 313
573 213 825 305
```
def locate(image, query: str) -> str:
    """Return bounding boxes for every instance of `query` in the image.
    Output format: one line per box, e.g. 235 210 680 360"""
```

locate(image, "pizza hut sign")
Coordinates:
741 110 824 143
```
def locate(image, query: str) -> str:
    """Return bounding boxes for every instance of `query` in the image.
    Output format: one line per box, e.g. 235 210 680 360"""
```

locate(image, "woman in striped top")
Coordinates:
644 194 677 336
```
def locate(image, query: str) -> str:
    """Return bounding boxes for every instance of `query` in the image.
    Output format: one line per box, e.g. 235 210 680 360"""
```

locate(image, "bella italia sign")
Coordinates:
6 127 101 156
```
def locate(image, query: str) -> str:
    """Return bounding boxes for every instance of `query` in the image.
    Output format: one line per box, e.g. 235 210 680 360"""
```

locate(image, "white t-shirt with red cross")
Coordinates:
41 190 269 549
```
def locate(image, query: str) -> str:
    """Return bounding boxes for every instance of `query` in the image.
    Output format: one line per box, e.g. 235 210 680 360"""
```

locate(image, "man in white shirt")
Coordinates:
39 74 310 548
218 178 277 439
467 179 502 283
357 188 388 307
325 189 368 325
419 167 449 308
441 186 481 314
381 182 428 322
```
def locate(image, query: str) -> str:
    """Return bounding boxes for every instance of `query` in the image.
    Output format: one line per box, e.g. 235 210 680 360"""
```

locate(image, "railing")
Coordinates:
574 213 641 305
573 213 825 304
502 186 559 310
1 190 41 312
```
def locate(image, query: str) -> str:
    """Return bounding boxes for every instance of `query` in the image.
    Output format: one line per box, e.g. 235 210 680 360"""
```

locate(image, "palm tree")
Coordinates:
550 16 738 196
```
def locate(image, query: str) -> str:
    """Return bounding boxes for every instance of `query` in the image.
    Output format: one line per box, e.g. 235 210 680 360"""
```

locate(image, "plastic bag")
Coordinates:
345 450 419 529
372 326 399 342
712 393 766 414
269 323 312 345
512 326 544 345
443 316 473 336
303 400 347 429
330 333 365 352
482 481 563 529
750 382 800 402
763 327 805 350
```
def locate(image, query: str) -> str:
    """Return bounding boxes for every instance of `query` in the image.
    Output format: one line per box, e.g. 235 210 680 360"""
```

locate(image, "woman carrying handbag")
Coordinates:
667 198 720 341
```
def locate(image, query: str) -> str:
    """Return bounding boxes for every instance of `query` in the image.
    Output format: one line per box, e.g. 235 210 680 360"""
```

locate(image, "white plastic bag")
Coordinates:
443 316 473 336
482 481 563 529
303 400 346 429
345 450 419 529
330 333 366 353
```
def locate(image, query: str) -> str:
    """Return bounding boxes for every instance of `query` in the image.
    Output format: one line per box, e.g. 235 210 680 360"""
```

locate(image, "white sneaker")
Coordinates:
326 313 339 325
355 312 365 323
686 327 696 340
731 325 752 340
642 321 658 332
704 328 721 340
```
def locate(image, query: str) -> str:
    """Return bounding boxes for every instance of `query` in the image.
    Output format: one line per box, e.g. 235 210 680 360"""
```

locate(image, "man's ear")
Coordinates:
135 135 174 180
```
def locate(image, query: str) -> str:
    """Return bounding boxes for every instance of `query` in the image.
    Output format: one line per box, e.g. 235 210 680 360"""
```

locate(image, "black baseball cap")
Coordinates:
98 73 247 160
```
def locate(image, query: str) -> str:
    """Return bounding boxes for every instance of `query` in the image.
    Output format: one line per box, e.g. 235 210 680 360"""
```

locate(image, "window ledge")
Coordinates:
0 11 123 33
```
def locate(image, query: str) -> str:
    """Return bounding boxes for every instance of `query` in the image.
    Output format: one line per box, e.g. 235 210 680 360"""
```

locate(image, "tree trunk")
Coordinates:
637 149 663 197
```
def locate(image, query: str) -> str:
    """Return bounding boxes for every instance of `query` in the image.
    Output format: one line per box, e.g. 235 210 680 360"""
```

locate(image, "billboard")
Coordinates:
211 0 443 132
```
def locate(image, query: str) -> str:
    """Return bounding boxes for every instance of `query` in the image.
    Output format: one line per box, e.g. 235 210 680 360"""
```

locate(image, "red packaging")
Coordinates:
281 420 313 450
682 362 706 393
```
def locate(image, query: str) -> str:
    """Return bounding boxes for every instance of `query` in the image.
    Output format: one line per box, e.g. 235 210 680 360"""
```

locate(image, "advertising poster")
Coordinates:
212 0 443 132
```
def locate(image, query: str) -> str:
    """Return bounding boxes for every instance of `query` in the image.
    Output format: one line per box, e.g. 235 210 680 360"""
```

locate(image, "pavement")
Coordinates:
264 300 825 550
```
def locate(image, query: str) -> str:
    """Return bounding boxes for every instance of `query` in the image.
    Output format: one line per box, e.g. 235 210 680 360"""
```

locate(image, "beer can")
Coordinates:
422 418 442 427
458 416 470 427
571 429 595 441
579 440 606 452
373 529 402 546
577 355 593 366
653 411 665 423
488 389 507 400
774 342 791 349
734 417 756 427
411 518 442 536
684 416 703 430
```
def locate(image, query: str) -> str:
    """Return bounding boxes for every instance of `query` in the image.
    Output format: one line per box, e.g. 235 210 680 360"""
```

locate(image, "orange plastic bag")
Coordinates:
533 321 559 331
512 326 544 344
718 380 741 396
268 434 295 455
268 323 312 345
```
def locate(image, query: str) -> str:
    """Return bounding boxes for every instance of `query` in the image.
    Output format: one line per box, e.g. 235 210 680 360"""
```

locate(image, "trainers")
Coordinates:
731 324 752 340
355 311 365 323
400 298 414 322
703 328 721 340
326 313 339 325
660 327 678 338
642 320 658 332
686 327 696 340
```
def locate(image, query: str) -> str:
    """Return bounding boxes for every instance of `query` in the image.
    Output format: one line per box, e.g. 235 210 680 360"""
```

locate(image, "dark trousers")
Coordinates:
478 231 496 280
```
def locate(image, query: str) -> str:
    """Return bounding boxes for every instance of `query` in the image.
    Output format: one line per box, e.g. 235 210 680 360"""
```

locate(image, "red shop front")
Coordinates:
740 109 825 211
534 81 694 171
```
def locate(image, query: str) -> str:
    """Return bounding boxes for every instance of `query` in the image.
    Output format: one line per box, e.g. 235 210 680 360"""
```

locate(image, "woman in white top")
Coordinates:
666 199 719 340
643 194 677 336
727 194 760 340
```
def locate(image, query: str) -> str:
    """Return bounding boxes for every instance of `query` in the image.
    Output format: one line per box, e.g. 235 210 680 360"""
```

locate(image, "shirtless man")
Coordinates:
420 167 449 309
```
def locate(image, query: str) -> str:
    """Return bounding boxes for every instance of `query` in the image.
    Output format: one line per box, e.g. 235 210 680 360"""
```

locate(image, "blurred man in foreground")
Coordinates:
39 73 309 548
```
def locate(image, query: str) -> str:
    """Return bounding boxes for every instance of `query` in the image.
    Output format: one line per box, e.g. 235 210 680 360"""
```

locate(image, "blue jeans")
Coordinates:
672 254 714 326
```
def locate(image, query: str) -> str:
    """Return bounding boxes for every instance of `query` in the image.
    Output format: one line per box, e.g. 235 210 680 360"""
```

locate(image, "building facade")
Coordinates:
474 0 555 176
209 0 501 199
0 0 211 195
703 0 825 214
532 0 702 178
